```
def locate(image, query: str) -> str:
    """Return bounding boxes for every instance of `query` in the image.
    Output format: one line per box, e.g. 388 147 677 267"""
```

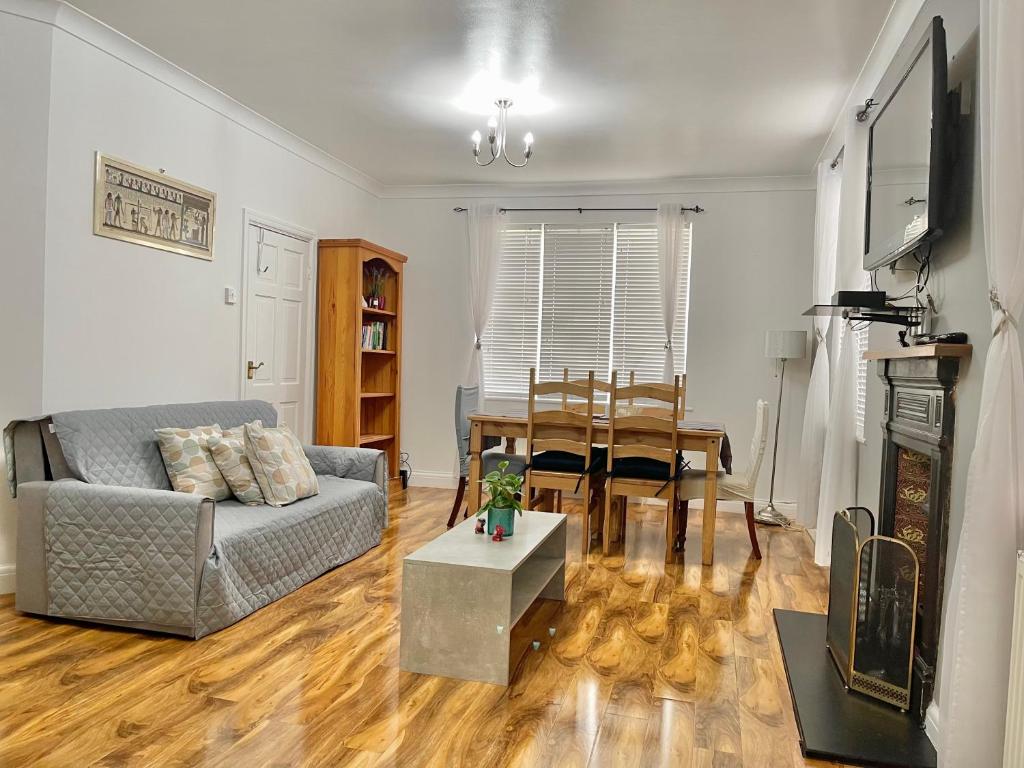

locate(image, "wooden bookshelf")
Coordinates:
316 239 407 478
362 307 397 319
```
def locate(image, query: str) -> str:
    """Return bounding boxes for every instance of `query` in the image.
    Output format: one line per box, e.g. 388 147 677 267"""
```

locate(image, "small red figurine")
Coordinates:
491 525 505 542
474 519 485 534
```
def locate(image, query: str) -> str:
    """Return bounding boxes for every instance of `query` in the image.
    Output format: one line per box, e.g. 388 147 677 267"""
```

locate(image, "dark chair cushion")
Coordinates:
531 447 607 474
611 453 685 481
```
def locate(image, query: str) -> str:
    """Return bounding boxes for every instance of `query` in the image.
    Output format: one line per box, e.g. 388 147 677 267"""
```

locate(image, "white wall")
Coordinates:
0 9 54 594
382 181 815 503
39 10 383 413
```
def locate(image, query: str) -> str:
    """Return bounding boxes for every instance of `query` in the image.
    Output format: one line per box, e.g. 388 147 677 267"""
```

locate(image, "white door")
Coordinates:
243 224 311 437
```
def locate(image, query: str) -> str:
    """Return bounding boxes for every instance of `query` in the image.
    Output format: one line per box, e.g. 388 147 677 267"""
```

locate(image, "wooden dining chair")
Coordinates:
603 372 684 561
619 371 686 413
552 368 613 515
524 368 606 555
560 368 612 415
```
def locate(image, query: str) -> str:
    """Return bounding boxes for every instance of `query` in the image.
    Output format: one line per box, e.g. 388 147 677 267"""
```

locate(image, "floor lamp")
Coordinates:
757 330 807 526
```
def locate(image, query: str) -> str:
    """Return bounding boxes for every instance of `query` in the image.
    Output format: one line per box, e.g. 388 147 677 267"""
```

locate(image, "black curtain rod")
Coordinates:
452 205 705 214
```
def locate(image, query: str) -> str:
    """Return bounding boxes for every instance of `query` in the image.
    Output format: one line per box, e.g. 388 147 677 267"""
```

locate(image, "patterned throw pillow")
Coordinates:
154 425 231 501
207 424 266 505
243 422 319 507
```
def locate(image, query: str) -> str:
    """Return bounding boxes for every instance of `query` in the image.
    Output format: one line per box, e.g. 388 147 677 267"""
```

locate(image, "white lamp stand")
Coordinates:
757 330 807 526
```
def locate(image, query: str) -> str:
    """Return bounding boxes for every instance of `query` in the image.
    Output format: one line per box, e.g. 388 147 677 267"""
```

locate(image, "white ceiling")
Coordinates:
67 0 894 187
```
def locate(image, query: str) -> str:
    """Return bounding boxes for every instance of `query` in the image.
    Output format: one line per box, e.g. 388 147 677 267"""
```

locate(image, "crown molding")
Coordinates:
0 0 59 24
378 174 815 200
1 0 386 198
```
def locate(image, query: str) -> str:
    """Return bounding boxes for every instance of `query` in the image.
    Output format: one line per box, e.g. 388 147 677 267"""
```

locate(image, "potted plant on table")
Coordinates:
477 460 524 537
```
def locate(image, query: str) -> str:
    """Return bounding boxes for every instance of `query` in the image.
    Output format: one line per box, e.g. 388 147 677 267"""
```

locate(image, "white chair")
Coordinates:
676 399 769 559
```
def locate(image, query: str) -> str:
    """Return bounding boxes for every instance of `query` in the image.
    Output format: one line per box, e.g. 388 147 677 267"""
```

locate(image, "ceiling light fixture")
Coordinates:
470 99 533 167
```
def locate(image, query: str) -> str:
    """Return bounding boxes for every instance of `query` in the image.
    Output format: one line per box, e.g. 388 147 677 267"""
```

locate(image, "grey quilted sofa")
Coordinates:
4 400 388 638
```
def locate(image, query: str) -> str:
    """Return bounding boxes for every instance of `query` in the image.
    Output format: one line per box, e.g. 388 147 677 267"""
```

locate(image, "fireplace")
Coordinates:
874 348 967 723
828 348 965 720
775 344 968 766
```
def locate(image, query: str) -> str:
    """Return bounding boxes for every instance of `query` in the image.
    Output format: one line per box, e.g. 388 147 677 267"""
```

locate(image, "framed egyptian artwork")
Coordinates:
93 153 216 260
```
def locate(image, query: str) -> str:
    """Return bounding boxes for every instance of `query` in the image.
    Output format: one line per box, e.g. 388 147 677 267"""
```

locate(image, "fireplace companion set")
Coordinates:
827 505 920 713
776 343 970 767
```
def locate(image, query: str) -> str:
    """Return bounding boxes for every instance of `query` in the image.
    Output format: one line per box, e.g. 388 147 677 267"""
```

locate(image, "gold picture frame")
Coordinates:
93 153 216 261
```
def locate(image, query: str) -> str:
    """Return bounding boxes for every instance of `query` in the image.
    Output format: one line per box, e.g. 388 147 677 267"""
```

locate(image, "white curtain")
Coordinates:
657 203 688 382
939 1 1024 764
814 320 859 565
814 109 869 566
465 203 502 390
797 160 843 528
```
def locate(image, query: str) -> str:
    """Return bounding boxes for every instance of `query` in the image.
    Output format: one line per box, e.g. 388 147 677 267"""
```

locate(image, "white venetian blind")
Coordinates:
854 273 871 441
482 225 542 398
537 225 615 381
611 223 691 383
854 322 870 440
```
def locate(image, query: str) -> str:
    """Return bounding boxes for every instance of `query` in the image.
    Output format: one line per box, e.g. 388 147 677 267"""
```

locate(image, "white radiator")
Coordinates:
1004 552 1024 766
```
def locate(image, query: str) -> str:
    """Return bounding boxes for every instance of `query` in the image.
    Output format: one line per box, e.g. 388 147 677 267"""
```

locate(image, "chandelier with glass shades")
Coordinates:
470 99 534 167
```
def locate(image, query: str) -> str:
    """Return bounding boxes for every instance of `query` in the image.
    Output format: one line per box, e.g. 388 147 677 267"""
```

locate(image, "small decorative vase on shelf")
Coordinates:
487 508 515 537
377 296 385 310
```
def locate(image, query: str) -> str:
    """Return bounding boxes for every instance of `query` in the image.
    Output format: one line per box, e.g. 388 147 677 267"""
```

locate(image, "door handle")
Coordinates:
247 361 265 379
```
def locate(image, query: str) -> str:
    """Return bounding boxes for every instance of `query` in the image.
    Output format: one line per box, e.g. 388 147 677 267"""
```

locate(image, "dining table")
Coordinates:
466 413 730 565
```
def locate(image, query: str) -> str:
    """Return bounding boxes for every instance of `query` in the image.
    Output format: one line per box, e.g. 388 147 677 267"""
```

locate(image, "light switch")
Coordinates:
224 287 238 305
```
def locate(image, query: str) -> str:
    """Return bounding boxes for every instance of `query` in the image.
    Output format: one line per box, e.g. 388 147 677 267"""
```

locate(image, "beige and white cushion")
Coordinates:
244 422 319 507
208 424 266 505
154 424 231 501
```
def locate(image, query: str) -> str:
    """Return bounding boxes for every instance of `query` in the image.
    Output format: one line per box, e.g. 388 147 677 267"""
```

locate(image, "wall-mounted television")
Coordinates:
864 16 949 272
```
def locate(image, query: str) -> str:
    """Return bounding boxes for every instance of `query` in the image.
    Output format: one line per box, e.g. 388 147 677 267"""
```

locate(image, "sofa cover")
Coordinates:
6 400 388 638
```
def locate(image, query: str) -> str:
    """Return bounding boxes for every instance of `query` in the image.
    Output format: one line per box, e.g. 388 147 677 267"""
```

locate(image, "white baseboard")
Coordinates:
925 701 940 748
0 564 15 596
407 471 458 489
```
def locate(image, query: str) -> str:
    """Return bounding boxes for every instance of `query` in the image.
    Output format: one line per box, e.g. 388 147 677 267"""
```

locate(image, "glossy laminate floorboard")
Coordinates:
0 487 852 767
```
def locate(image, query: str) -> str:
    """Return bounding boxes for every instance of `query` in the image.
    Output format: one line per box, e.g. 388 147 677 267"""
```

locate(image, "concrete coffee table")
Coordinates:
399 510 566 685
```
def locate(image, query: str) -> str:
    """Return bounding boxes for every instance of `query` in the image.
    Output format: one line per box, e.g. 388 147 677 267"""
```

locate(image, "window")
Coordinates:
537 225 615 381
854 273 871 441
483 221 692 397
483 226 542 398
612 223 691 383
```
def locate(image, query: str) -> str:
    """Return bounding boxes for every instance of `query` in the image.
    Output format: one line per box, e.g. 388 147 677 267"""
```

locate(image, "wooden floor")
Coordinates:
0 487 849 768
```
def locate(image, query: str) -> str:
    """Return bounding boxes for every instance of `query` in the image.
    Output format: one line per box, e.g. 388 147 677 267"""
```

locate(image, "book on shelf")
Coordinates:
361 321 388 351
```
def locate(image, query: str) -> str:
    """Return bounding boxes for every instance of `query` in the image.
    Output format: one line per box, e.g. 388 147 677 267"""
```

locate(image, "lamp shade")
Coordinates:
764 330 807 360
